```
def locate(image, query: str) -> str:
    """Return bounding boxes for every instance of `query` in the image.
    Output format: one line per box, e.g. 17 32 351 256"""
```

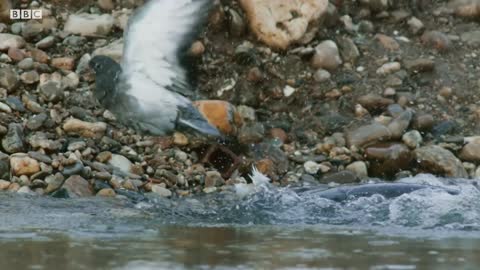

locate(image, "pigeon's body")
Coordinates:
90 0 221 137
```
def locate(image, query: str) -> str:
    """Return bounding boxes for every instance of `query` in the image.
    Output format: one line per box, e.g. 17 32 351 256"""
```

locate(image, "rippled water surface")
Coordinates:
1 174 479 269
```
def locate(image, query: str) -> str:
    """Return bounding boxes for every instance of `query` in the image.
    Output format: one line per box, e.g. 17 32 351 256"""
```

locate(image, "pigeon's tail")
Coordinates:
176 103 224 139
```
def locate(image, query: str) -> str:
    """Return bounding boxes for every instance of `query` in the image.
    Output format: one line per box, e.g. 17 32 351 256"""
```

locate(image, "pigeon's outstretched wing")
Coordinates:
119 0 221 137
122 0 211 101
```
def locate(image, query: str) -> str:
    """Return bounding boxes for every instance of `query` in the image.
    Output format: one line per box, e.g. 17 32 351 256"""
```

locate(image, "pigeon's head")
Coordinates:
89 55 117 74
89 55 122 103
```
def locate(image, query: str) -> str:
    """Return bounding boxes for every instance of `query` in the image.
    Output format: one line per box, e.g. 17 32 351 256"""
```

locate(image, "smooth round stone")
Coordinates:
402 130 422 149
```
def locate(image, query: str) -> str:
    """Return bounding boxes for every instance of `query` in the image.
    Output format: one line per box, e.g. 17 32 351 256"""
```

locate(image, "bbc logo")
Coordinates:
10 9 43 20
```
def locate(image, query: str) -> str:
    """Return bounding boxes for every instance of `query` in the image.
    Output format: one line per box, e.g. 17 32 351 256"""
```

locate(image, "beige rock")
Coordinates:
64 13 115 36
63 118 107 139
0 34 25 51
10 154 40 176
97 188 116 197
311 40 342 71
0 179 10 190
239 0 328 50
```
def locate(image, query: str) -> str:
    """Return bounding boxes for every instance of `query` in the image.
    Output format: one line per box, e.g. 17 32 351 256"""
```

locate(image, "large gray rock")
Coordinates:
62 175 93 198
0 67 19 92
346 123 392 147
2 123 25 154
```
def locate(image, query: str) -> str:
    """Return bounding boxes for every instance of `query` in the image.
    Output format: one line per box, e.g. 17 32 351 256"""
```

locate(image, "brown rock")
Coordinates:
451 0 480 18
189 41 205 56
412 114 435 131
459 142 480 162
7 47 25 62
98 0 115 10
414 146 468 178
239 0 329 50
365 143 413 178
421 31 451 51
387 110 413 139
404 59 435 73
193 100 242 135
10 154 41 176
62 175 93 198
51 57 75 70
0 179 10 190
27 48 49 63
270 128 288 143
357 94 394 111
173 132 189 146
96 188 116 197
375 34 400 50
346 123 391 147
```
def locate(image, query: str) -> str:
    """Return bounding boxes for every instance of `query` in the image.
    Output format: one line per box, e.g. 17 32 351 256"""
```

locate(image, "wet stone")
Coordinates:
62 175 93 198
387 110 413 139
414 145 468 178
238 122 265 144
151 185 172 197
400 129 421 147
357 94 394 111
459 142 480 162
346 123 391 148
0 180 10 190
404 58 435 73
2 123 25 154
366 143 413 178
320 170 358 184
0 151 9 179
20 70 39 84
97 188 116 197
28 151 52 164
62 161 85 177
413 114 435 131
205 171 223 188
346 161 368 179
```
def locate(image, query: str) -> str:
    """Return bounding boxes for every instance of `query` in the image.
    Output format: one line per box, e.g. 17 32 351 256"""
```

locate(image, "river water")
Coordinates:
1 174 479 269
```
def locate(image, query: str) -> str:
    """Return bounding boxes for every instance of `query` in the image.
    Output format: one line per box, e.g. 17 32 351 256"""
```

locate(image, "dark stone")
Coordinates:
320 170 359 184
51 188 70 199
93 179 111 192
432 121 459 138
62 161 85 177
61 175 93 198
2 123 25 154
0 151 9 179
28 151 52 164
5 96 25 112
26 113 48 130
365 143 413 178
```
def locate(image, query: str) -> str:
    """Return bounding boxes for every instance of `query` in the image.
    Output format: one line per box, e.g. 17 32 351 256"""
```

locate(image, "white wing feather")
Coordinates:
122 0 210 108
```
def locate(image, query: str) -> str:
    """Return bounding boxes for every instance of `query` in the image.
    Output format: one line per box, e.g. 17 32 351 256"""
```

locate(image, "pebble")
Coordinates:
44 173 65 193
64 13 115 36
17 58 34 70
108 154 132 174
357 94 394 111
26 113 47 130
311 40 343 71
51 57 75 70
151 185 172 197
0 33 26 50
35 36 55 49
375 34 400 51
402 130 423 149
346 123 392 147
21 20 44 39
0 66 19 92
0 180 10 190
62 175 93 197
63 118 107 139
346 161 368 179
376 62 401 76
313 69 331 82
304 160 321 174
407 17 424 35
414 146 468 178
366 143 413 178
387 110 413 139
421 31 451 51
10 154 40 176
459 142 480 162
97 188 116 197
2 123 25 154
320 170 358 184
20 70 39 84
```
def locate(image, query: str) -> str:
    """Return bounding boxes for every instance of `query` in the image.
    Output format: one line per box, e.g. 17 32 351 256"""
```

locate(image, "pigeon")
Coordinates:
89 0 222 137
